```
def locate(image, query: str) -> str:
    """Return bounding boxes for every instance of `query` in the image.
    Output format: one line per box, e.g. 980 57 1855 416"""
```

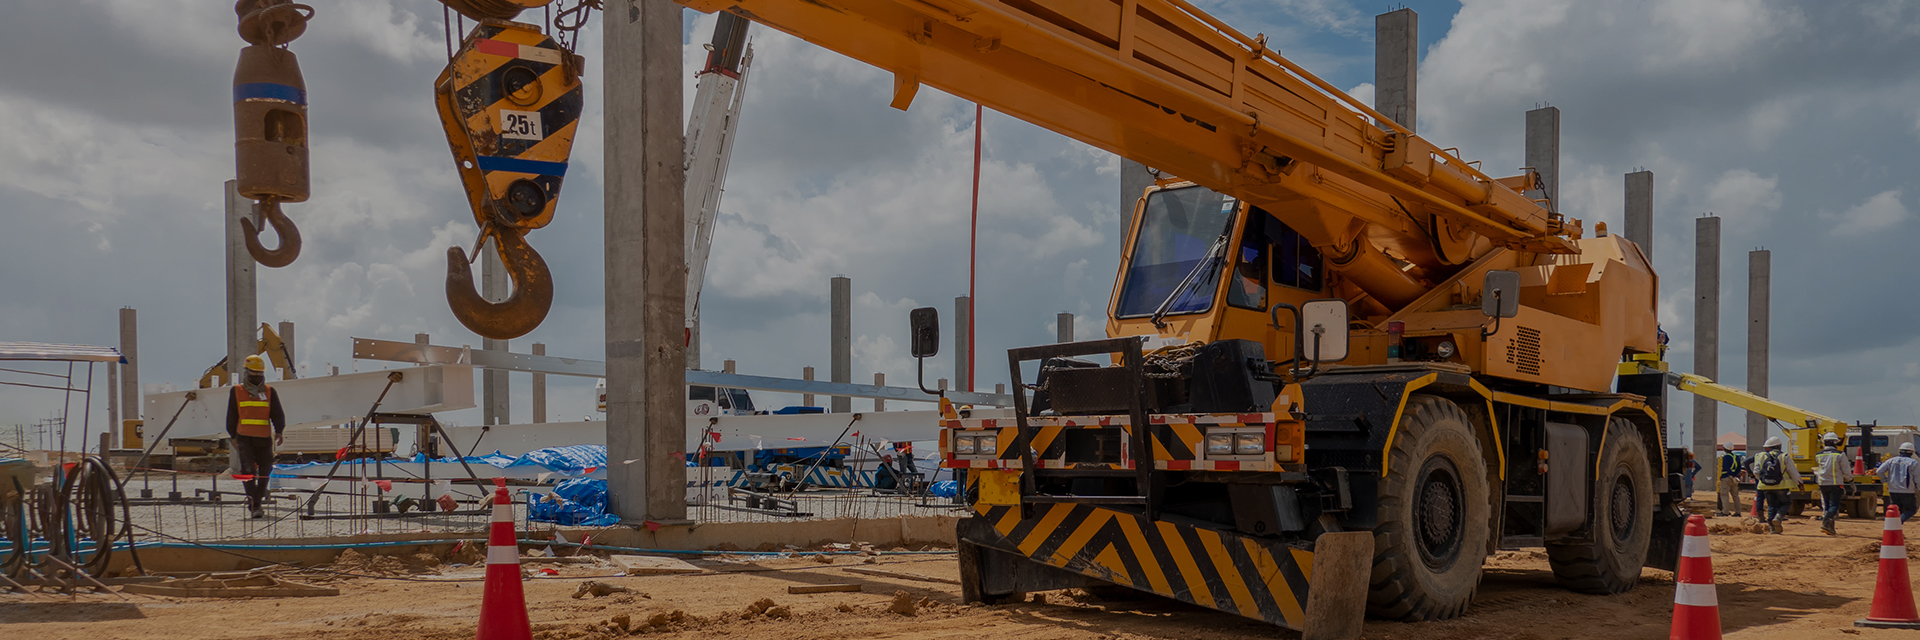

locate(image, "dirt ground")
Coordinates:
2 494 1915 639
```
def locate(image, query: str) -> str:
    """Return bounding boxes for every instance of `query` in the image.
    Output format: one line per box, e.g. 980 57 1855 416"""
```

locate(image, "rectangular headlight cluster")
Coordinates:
1205 431 1265 457
954 433 997 456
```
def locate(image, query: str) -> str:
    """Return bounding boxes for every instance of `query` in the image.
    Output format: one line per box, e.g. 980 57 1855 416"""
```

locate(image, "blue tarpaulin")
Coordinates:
527 477 620 526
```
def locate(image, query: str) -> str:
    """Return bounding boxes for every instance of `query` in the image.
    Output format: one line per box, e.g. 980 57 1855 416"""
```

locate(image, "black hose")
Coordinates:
45 456 143 576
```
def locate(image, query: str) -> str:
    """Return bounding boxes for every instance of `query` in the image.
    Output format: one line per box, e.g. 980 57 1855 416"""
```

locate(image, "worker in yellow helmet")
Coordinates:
226 354 286 519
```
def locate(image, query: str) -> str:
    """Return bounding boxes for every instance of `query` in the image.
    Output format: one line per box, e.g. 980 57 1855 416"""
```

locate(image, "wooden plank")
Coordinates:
841 566 962 585
788 583 863 594
610 554 705 576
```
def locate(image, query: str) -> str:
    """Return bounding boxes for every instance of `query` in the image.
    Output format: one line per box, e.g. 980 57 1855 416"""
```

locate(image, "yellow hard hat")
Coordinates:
244 354 268 372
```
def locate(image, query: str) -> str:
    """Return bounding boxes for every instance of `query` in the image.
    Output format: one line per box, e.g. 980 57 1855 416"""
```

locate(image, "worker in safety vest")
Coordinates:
1752 436 1803 534
1812 432 1853 536
1877 442 1920 524
225 355 286 519
1715 444 1744 516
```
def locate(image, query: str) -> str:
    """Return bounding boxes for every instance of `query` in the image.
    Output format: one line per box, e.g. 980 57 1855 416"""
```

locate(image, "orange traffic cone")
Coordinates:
477 487 532 640
1670 514 1721 640
1857 505 1920 628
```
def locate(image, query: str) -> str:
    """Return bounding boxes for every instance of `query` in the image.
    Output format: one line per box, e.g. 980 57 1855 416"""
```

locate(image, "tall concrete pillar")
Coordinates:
1374 8 1417 132
532 342 547 424
481 239 510 425
604 0 688 524
1693 217 1719 464
802 367 815 407
954 296 972 392
1057 312 1074 343
830 276 851 413
1624 171 1654 259
224 181 257 388
277 320 297 379
1746 249 1771 451
118 306 139 445
1120 159 1155 241
873 372 886 412
1525 107 1560 211
722 359 735 374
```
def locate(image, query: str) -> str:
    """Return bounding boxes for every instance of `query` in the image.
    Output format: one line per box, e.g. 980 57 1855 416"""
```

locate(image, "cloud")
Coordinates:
1823 190 1908 237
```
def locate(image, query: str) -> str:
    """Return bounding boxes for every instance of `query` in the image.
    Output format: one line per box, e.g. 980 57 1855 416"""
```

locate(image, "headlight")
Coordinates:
1435 340 1457 359
954 436 975 455
1206 434 1233 455
977 435 998 455
1233 434 1264 455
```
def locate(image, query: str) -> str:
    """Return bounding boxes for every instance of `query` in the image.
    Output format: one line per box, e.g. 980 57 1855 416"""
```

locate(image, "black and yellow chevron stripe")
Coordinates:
435 22 582 231
967 504 1313 629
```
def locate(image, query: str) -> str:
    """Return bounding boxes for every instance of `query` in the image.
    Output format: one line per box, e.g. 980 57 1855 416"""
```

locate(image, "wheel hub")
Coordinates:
1610 476 1635 543
1415 459 1465 570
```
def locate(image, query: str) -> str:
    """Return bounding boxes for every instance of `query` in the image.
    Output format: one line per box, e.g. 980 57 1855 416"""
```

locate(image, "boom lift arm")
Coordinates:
685 13 755 357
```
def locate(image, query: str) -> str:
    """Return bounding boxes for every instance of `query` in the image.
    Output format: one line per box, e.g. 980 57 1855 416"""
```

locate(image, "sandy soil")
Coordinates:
2 495 1913 639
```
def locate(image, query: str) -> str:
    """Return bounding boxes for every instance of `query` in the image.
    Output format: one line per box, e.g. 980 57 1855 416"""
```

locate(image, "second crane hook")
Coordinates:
241 201 303 268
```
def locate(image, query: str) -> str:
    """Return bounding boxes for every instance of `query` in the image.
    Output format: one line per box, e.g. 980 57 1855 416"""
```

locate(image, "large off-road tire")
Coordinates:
1369 395 1491 621
1546 417 1654 594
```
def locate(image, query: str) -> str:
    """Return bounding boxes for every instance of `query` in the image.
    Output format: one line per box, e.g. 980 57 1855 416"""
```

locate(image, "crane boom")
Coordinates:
684 13 755 369
679 0 1577 267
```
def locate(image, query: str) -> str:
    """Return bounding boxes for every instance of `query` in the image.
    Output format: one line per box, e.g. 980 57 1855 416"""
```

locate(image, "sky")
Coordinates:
1 0 1916 451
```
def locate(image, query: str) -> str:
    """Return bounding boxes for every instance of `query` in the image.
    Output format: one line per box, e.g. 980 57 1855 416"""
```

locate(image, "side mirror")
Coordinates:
1482 270 1521 319
909 307 940 358
1300 299 1349 362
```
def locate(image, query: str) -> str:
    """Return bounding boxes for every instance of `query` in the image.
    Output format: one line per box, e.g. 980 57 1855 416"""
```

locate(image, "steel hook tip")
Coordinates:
242 201 302 268
446 227 554 340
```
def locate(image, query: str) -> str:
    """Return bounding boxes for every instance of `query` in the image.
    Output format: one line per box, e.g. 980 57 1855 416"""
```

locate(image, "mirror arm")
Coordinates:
915 357 943 397
1268 302 1310 377
1481 291 1505 340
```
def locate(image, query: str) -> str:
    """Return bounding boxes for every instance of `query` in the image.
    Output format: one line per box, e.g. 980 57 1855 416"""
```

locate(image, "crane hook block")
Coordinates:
447 228 554 341
435 22 583 233
233 0 313 268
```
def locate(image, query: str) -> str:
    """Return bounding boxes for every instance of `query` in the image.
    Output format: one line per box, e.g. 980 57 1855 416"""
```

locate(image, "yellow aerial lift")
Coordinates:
1638 360 1889 518
197 323 298 389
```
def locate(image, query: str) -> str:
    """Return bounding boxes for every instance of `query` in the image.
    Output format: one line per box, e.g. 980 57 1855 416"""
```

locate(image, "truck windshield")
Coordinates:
1115 186 1236 318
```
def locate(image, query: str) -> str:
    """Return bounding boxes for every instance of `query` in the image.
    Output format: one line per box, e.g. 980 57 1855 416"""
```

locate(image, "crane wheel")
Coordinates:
1368 395 1490 621
1546 417 1654 594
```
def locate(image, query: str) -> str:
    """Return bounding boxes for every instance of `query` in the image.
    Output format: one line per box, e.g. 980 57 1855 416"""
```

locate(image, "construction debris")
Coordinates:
571 581 637 599
842 566 961 585
788 583 862 594
610 554 704 576
121 574 339 598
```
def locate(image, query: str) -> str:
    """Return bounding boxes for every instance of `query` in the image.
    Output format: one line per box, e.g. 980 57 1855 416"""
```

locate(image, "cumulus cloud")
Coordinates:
1824 190 1909 237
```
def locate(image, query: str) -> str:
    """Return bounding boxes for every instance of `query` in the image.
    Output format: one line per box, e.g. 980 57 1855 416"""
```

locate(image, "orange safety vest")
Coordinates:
234 385 275 438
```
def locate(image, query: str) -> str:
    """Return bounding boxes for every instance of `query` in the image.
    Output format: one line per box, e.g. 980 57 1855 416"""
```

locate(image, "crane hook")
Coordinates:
446 226 553 340
240 201 302 268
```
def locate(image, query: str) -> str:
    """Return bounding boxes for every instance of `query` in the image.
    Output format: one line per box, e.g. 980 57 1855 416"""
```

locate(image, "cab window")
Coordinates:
1227 211 1268 310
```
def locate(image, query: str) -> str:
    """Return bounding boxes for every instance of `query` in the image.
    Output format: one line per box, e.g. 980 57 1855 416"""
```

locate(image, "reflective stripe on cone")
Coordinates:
1859 505 1920 628
1671 514 1721 640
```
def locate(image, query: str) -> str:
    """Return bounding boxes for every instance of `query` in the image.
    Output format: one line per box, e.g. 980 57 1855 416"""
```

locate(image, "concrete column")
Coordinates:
225 181 257 388
277 320 296 379
873 372 886 412
938 378 948 391
1624 171 1654 260
723 359 735 374
802 367 815 407
481 238 510 425
1747 249 1771 451
1692 217 1720 461
532 342 547 424
1525 107 1560 212
996 383 1005 394
604 0 688 524
119 307 141 443
1057 312 1074 343
1373 8 1418 132
954 296 971 392
830 276 851 413
1120 159 1155 242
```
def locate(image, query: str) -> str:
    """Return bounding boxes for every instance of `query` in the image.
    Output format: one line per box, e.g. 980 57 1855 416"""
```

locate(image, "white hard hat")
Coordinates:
1902 442 1916 453
1823 432 1841 443
1764 436 1783 448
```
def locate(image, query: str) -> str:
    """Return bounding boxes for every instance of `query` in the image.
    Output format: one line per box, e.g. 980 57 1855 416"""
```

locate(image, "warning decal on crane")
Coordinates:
435 22 582 231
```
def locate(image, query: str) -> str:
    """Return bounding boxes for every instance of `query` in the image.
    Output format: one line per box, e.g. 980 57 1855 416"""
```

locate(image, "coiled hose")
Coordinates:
17 456 143 578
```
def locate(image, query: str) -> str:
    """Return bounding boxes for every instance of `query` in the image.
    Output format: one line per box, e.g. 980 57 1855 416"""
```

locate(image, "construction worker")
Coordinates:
1683 450 1701 498
1878 442 1920 523
1813 432 1853 535
1752 436 1803 534
225 355 286 519
1716 444 1744 516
